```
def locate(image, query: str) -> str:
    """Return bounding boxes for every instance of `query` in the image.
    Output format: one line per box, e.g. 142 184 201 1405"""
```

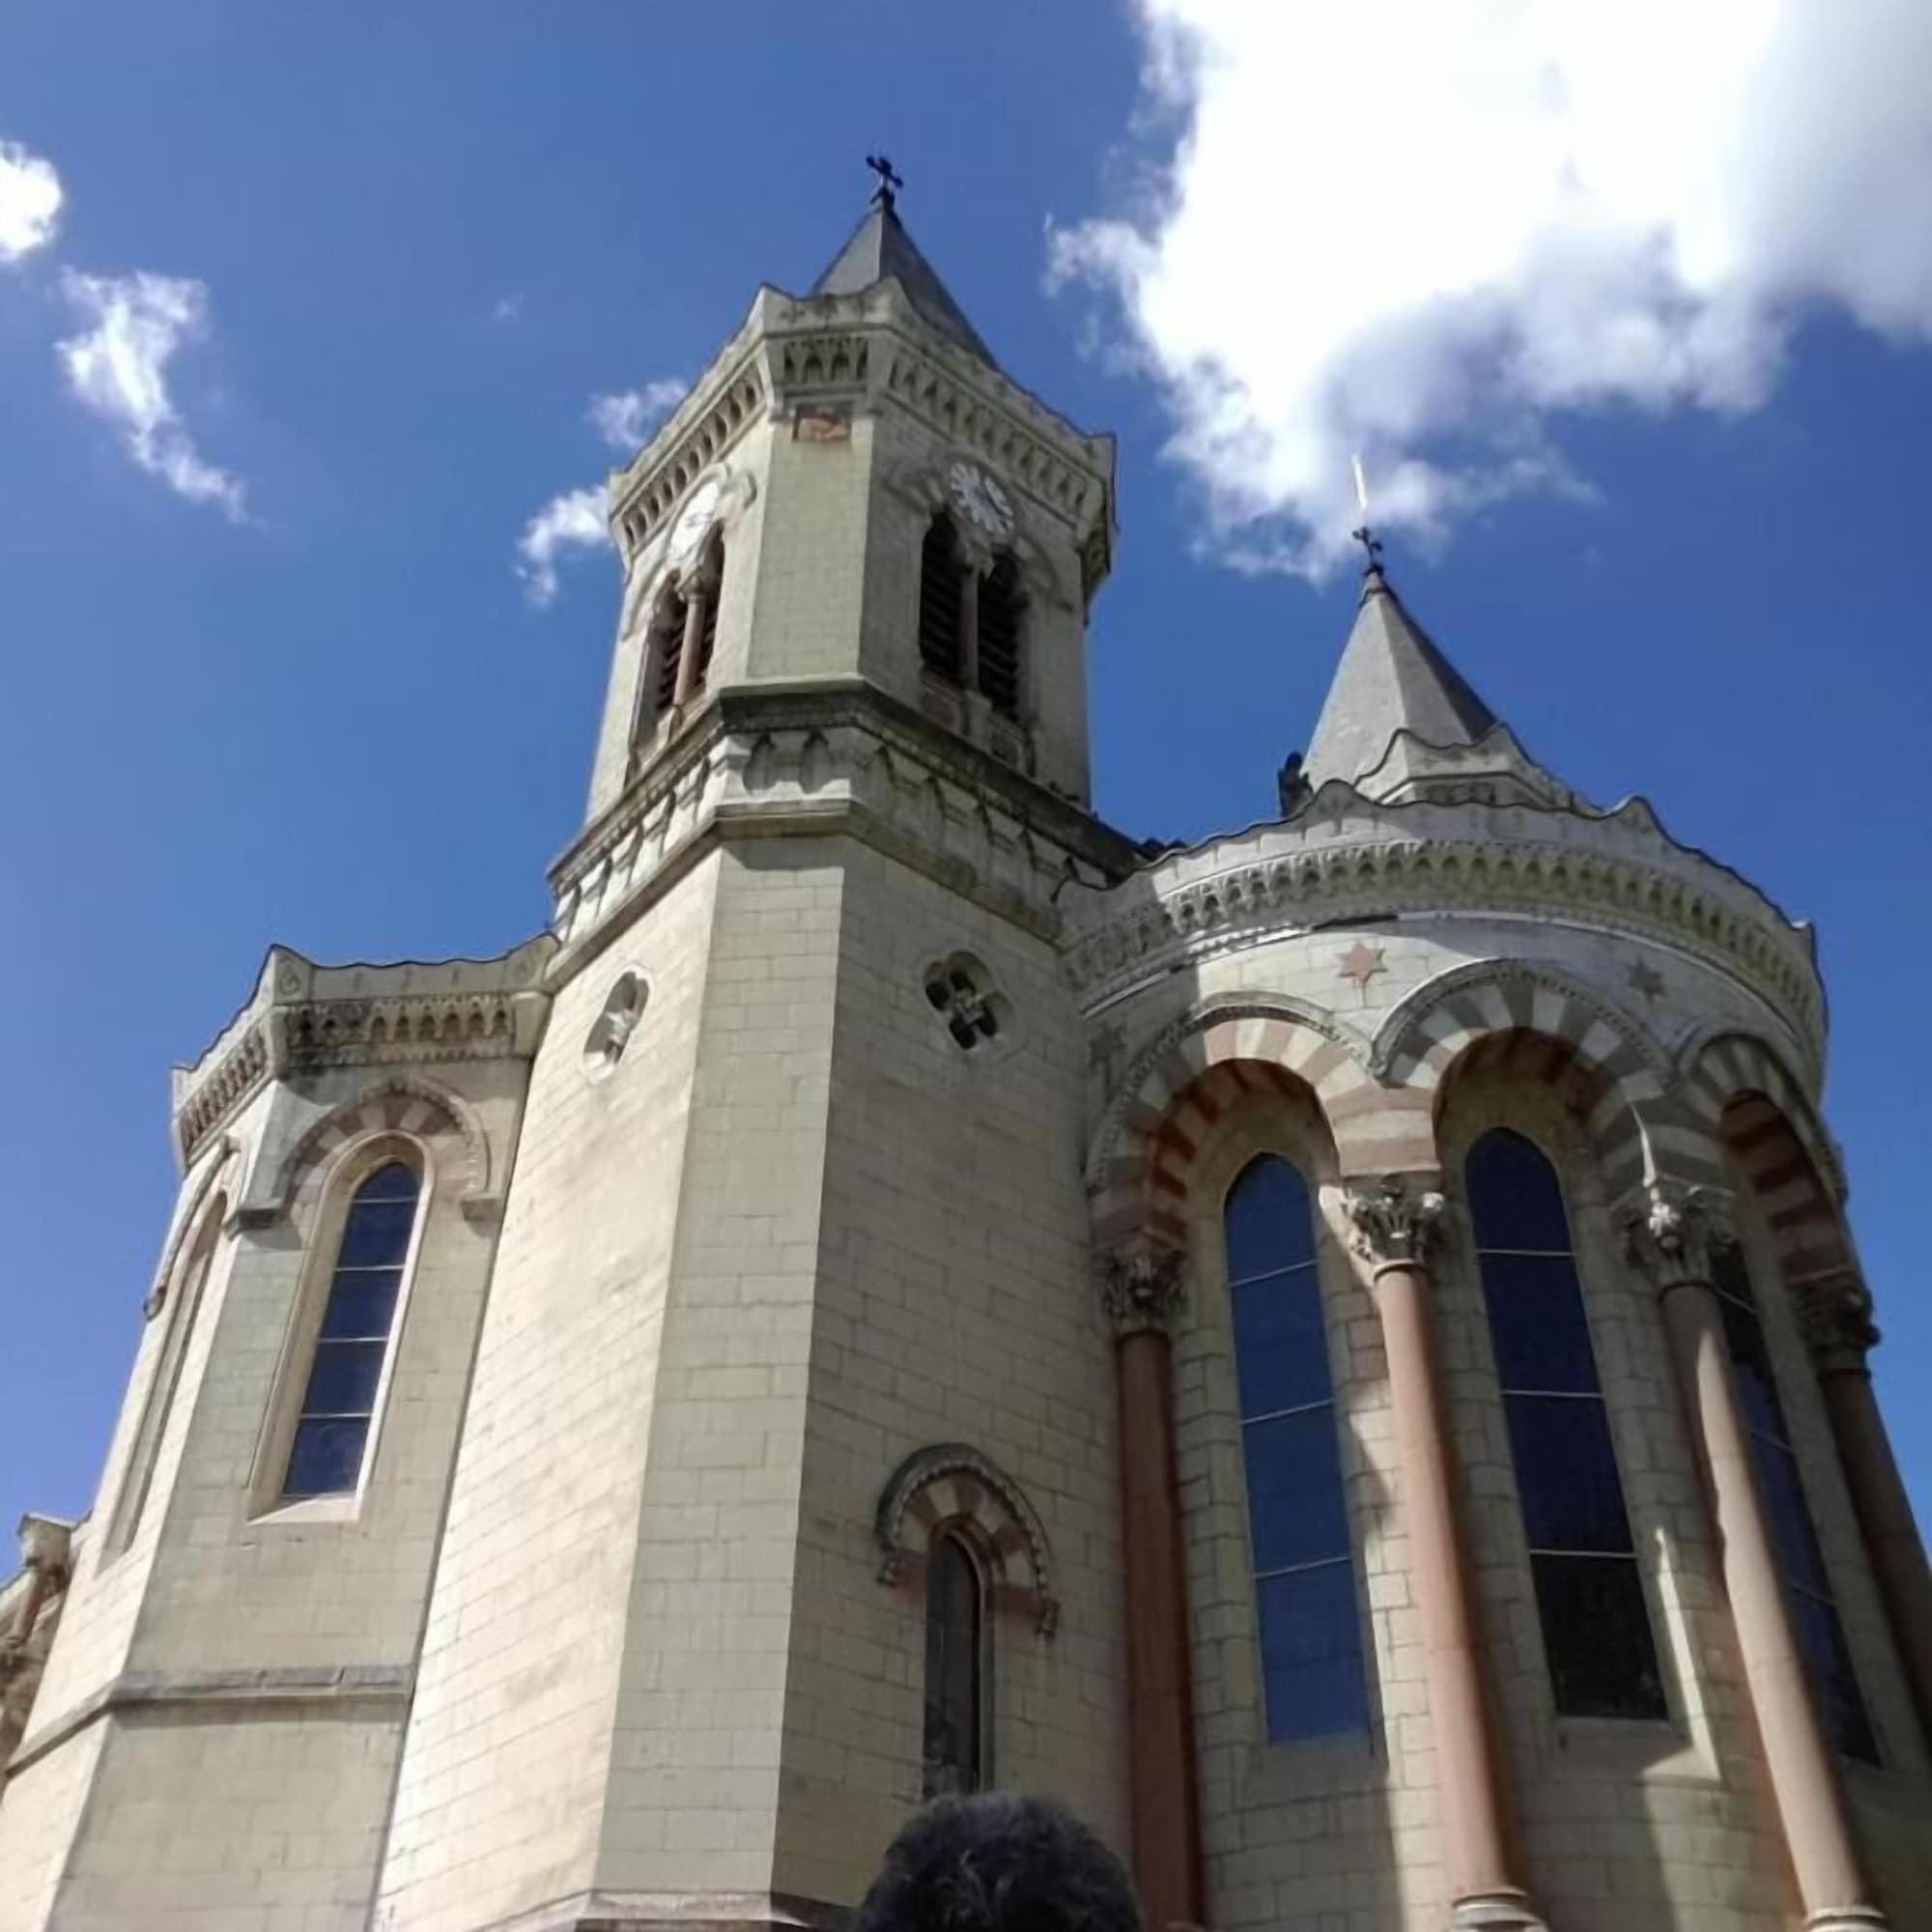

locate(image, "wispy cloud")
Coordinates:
516 486 608 606
57 270 246 520
491 292 526 325
0 138 63 264
1052 0 1932 577
588 379 685 451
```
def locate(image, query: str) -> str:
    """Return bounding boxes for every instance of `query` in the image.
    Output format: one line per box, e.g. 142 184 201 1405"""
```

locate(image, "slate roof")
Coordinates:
810 199 996 365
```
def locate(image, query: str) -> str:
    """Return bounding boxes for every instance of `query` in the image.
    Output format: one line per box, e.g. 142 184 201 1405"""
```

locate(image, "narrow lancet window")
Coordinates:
692 529 724 695
1712 1242 1877 1760
1226 1155 1369 1741
281 1160 420 1500
923 1532 984 1796
919 512 966 683
976 552 1023 719
1467 1129 1665 1719
651 582 690 719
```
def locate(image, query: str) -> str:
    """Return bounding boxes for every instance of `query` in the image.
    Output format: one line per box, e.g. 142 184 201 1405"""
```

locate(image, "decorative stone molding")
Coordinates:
1344 1178 1446 1272
1623 1179 1735 1294
145 1135 239 1319
1792 1268 1881 1370
172 939 553 1169
874 1443 1059 1636
1057 786 1823 1075
15 1515 71 1586
1096 1247 1189 1338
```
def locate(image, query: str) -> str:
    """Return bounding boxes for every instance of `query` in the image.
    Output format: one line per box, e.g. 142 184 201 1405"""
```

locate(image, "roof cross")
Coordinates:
1350 452 1386 576
865 153 904 211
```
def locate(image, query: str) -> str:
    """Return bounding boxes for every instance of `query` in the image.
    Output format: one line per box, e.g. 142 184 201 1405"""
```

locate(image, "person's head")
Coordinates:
853 1793 1142 1932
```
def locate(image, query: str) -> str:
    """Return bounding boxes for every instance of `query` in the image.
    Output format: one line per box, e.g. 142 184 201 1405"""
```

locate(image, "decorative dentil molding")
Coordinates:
1623 1179 1736 1294
1344 1179 1446 1271
1095 1247 1189 1337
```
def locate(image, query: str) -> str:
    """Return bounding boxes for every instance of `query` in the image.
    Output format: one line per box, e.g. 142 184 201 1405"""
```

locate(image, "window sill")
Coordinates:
1550 1715 1708 1781
248 1492 361 1529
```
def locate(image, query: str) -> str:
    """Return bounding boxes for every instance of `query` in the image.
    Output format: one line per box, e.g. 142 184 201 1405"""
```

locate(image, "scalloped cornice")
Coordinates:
1063 786 1822 1072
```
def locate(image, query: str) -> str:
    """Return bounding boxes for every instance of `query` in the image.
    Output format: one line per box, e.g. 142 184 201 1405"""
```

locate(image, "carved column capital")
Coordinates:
1623 1179 1733 1295
1793 1269 1881 1373
15 1514 71 1583
1344 1177 1446 1274
1097 1247 1188 1338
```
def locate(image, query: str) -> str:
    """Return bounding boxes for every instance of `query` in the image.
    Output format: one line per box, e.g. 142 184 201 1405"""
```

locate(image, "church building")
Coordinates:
4 185 1930 1932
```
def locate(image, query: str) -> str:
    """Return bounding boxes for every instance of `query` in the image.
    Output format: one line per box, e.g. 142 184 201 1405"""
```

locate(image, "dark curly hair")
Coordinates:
853 1794 1142 1932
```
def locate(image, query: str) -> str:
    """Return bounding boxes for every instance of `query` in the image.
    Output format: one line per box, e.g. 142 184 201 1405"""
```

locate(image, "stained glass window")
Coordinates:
923 1533 983 1796
281 1160 419 1500
1711 1243 1877 1761
1226 1156 1369 1741
1467 1130 1666 1719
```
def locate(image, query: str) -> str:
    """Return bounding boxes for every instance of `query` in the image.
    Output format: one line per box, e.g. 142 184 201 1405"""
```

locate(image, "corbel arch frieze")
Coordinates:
875 1442 1059 1636
1373 958 1704 1204
1086 995 1379 1256
145 1136 240 1320
246 1074 493 1228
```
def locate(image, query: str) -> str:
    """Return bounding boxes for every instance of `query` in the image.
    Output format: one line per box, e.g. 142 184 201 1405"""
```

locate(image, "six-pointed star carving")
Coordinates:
1627 960 1666 1002
1336 942 1387 993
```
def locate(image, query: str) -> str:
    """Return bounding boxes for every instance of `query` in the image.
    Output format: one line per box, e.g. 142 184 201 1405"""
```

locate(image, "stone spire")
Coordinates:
810 196 995 365
1296 562 1575 810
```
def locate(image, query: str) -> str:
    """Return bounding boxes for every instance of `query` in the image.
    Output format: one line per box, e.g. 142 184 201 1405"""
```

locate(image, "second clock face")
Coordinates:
948 461 1013 541
667 479 722 565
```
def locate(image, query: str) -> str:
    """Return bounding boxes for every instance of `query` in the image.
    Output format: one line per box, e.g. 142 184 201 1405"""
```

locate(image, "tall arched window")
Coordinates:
976 553 1024 720
281 1159 420 1500
1712 1242 1877 1760
923 1532 984 1796
1225 1155 1368 1741
919 512 966 683
108 1196 226 1552
650 582 690 718
692 529 723 693
1466 1129 1664 1719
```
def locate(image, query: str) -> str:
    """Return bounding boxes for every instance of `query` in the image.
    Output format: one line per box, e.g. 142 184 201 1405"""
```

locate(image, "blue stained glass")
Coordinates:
1465 1130 1574 1252
1504 1396 1637 1554
1245 1408 1350 1575
1478 1253 1601 1392
1531 1554 1667 1719
1257 1563 1369 1740
1756 1440 1832 1598
299 1340 386 1417
282 1417 370 1498
1789 1587 1879 1763
319 1270 402 1341
354 1160 419 1205
1225 1158 1317 1283
1232 1271 1332 1419
336 1199 416 1268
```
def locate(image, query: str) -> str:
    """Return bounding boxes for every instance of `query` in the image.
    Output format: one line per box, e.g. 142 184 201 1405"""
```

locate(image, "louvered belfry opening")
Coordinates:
652 584 691 716
977 552 1023 719
919 513 965 682
694 532 724 691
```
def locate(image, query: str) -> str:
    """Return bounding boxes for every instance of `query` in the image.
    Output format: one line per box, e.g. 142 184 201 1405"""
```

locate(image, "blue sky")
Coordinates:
3 5 1930 1548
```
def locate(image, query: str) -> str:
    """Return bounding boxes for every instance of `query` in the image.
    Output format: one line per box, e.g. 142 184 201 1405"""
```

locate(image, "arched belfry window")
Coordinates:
923 1532 984 1796
649 581 691 718
1466 1129 1665 1719
281 1159 421 1500
1712 1241 1877 1760
646 528 725 726
976 552 1024 719
919 512 966 683
1225 1156 1369 1741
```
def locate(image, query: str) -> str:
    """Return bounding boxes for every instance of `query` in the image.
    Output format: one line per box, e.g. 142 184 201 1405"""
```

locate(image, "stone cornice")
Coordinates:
170 940 554 1169
1061 782 1823 1070
547 679 1141 975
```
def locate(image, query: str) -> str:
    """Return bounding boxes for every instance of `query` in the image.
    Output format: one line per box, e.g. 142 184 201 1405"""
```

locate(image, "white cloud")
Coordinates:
1051 0 1932 575
57 270 246 519
587 378 686 451
492 292 525 325
0 138 63 264
516 486 609 606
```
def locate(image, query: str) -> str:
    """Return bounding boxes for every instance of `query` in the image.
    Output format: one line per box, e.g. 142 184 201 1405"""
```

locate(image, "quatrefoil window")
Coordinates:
923 954 1010 1054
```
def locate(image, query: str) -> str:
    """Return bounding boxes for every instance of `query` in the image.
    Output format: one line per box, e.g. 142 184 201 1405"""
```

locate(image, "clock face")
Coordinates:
948 461 1013 540
667 479 721 565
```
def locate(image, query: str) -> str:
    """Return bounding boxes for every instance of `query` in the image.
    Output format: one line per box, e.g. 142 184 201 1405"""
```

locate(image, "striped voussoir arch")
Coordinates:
1377 966 1714 1202
1090 1008 1381 1254
261 1076 490 1221
1688 1035 1853 1284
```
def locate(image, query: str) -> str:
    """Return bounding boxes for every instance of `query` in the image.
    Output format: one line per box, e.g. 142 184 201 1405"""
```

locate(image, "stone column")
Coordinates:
1344 1179 1545 1932
1797 1270 1932 1757
1097 1249 1206 1932
671 573 713 708
1627 1184 1886 1932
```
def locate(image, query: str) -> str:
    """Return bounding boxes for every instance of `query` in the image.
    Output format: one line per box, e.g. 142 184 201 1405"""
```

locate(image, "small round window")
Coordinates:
923 953 1012 1056
583 970 648 1082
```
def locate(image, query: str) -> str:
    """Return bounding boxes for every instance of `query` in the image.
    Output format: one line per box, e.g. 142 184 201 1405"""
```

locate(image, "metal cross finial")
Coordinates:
865 154 904 210
1350 451 1385 576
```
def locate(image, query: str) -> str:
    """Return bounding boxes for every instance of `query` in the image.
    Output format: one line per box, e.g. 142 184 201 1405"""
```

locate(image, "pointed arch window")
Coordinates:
650 581 691 718
919 512 966 683
976 552 1024 719
923 1532 985 1796
1467 1129 1665 1719
281 1160 420 1500
644 529 724 728
1712 1242 1877 1760
1226 1156 1369 1741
